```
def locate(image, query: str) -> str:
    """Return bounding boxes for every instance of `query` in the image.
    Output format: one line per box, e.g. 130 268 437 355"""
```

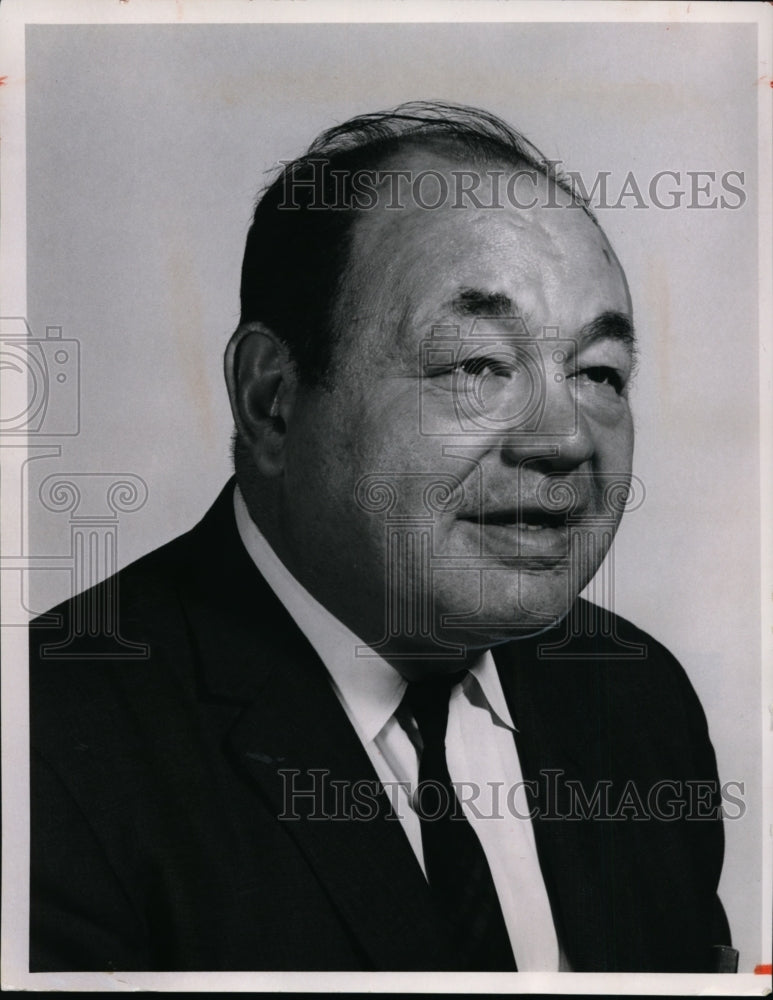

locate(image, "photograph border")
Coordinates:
1 1 770 994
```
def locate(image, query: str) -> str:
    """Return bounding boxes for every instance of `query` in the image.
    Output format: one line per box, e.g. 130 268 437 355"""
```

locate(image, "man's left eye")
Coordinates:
572 366 625 395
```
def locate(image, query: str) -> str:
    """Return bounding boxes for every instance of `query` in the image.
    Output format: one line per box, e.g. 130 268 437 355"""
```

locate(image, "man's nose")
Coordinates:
497 375 594 471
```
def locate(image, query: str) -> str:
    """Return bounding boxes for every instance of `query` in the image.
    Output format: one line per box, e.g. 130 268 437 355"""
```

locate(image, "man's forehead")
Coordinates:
347 145 614 269
355 212 624 313
334 147 630 360
367 141 584 220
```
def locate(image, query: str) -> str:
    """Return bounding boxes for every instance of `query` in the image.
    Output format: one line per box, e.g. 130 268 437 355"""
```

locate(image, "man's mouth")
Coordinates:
457 506 575 559
479 508 570 531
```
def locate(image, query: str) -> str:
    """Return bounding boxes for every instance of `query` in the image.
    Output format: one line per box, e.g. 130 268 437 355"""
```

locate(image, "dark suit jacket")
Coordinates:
29 481 731 972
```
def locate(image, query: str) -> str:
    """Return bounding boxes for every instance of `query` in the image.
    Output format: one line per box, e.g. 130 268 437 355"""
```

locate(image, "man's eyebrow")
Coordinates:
449 287 516 319
578 311 636 348
444 290 636 354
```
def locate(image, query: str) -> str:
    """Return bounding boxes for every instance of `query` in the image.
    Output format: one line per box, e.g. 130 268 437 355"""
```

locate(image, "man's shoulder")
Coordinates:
28 482 247 732
29 517 199 667
571 598 705 711
27 479 305 737
497 598 714 760
549 597 695 690
29 523 196 744
29 479 255 645
569 597 679 658
499 597 684 671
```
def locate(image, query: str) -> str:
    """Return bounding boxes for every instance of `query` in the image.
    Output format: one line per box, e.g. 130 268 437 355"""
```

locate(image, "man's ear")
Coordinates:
224 323 298 478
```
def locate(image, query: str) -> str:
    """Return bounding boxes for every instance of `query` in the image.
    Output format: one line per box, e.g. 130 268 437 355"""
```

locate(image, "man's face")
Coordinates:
277 151 635 658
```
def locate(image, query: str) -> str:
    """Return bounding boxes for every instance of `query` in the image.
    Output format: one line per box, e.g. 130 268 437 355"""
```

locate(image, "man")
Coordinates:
29 101 733 972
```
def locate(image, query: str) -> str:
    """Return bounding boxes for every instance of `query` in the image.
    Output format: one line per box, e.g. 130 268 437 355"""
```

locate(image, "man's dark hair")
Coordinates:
238 100 587 387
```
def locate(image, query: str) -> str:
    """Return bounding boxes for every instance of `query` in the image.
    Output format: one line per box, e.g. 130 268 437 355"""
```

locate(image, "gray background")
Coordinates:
24 22 762 970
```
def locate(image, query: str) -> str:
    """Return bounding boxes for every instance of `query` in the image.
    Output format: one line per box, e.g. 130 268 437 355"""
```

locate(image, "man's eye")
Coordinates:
573 366 625 395
458 355 514 377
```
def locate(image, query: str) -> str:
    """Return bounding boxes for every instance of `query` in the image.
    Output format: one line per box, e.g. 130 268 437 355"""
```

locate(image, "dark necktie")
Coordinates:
404 671 517 971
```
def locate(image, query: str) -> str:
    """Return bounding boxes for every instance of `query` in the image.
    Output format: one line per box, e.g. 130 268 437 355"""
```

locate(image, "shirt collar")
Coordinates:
468 653 516 732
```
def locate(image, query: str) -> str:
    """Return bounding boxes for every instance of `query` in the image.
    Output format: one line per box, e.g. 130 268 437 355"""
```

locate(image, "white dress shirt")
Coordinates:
233 485 562 970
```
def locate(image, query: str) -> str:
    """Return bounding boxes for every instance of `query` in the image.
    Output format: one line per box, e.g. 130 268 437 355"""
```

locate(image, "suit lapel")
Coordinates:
173 482 456 970
225 653 455 970
493 630 614 971
493 618 644 972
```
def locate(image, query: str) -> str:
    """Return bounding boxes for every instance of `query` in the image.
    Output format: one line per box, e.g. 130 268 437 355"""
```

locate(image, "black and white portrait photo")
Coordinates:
1 1 770 993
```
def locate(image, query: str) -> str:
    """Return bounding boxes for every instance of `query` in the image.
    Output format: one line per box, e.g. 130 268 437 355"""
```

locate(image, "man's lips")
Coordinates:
456 507 576 558
459 507 572 530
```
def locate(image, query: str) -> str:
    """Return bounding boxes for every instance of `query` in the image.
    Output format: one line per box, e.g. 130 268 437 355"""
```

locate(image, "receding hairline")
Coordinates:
357 134 569 207
326 139 609 317
239 100 602 388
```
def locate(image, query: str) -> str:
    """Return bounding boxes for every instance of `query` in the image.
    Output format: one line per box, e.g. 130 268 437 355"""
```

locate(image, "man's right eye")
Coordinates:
457 354 514 378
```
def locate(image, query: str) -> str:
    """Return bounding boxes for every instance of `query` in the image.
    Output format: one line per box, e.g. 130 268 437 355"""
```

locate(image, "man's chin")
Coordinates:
436 606 571 652
434 566 585 631
366 564 593 659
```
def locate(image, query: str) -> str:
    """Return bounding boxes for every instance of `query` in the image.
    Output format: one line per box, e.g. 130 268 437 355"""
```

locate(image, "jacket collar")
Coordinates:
169 480 459 969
